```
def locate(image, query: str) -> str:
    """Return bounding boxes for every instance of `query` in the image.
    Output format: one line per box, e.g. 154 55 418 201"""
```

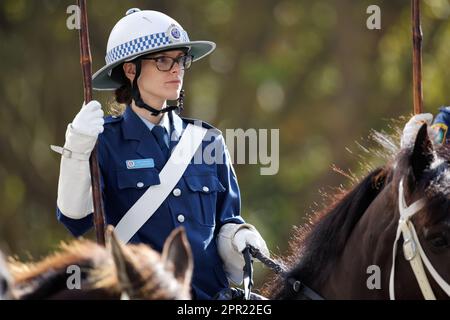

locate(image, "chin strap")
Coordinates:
131 59 184 116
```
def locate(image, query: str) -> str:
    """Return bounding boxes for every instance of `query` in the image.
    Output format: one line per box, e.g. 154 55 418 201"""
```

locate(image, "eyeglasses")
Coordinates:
141 55 193 72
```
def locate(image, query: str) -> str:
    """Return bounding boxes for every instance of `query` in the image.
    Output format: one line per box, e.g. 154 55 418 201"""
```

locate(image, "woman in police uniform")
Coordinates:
55 9 269 299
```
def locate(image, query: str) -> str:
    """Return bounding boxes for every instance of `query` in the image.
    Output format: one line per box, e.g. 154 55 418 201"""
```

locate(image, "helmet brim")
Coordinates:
92 41 216 91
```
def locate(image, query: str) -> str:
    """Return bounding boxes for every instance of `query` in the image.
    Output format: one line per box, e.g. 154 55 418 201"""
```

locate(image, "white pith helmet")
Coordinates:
92 8 216 90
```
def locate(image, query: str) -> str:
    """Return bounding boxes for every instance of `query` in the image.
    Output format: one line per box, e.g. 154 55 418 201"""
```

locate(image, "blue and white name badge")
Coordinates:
126 158 155 169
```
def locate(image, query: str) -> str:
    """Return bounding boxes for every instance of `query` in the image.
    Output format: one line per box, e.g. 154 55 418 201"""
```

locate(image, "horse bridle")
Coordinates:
248 178 449 300
247 245 324 300
389 178 450 299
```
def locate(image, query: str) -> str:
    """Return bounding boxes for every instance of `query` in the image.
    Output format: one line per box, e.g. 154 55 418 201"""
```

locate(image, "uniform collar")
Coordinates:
122 105 149 140
122 105 184 141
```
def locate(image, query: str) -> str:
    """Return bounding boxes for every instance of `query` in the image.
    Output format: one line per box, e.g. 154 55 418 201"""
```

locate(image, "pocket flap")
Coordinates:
185 175 226 193
117 168 161 190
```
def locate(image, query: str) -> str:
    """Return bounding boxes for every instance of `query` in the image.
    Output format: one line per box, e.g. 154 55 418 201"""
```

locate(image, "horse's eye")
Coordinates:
0 278 8 294
428 234 448 248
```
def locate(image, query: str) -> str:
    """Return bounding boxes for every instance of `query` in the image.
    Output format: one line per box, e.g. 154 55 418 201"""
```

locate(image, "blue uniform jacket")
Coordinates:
432 106 450 144
57 106 245 299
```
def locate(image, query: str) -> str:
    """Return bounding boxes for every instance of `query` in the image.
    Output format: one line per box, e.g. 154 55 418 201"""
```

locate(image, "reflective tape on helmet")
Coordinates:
106 32 170 64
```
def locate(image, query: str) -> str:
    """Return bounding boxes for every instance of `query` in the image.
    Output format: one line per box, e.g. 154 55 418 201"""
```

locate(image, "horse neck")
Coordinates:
319 181 399 299
265 167 392 299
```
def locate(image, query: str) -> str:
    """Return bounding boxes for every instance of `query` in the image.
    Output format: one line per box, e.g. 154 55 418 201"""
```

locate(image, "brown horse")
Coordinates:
265 125 449 299
0 251 14 299
4 226 193 299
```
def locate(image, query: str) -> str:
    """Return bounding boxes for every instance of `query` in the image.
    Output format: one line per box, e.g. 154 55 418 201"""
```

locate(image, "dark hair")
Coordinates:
115 84 132 105
111 64 132 105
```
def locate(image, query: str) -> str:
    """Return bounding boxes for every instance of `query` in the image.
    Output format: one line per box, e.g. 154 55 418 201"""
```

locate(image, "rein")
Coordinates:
247 245 324 300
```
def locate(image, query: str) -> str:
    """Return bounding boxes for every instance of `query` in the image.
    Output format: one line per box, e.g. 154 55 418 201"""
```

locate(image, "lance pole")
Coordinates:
78 0 106 245
412 0 423 114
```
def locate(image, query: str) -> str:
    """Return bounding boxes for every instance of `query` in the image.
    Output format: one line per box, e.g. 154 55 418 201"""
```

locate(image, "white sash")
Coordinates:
114 124 207 243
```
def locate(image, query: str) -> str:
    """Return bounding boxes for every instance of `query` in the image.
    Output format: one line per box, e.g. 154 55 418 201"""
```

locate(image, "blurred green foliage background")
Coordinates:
1 0 450 288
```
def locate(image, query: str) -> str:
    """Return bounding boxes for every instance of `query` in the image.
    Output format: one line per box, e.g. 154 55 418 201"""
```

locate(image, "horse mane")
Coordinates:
264 164 393 298
9 240 107 283
8 239 115 298
8 239 186 299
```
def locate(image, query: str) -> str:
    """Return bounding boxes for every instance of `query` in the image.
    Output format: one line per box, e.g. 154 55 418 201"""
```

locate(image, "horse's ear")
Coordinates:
161 227 193 288
106 226 138 294
411 123 434 180
0 251 13 300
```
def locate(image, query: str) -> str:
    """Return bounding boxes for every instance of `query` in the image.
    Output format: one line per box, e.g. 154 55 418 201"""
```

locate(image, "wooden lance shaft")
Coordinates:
78 0 106 245
412 0 423 115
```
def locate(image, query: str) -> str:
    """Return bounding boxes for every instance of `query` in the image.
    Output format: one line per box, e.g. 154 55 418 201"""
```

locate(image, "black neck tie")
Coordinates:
152 125 170 160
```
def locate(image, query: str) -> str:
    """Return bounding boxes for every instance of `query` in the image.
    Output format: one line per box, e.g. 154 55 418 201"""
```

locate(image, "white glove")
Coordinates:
72 100 104 138
400 113 433 149
217 223 269 285
54 101 104 219
233 227 270 256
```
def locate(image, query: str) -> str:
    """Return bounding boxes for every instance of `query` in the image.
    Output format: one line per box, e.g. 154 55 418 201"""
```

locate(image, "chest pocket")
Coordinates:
116 168 161 190
184 174 225 227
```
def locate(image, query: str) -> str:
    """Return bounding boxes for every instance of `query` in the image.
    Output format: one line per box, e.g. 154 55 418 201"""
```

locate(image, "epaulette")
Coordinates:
104 114 124 125
181 117 222 136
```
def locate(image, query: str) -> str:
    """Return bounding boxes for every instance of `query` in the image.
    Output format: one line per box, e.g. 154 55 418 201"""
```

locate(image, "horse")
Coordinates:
264 124 449 299
0 251 14 300
4 226 193 300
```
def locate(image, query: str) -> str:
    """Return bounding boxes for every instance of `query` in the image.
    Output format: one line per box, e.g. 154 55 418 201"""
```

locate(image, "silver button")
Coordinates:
202 186 209 192
177 214 185 223
136 182 144 188
173 188 181 197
